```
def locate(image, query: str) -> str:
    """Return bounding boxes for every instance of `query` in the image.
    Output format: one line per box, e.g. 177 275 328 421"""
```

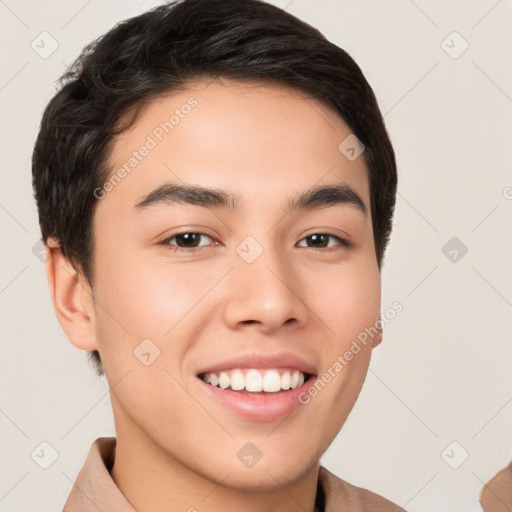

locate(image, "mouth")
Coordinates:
197 368 316 395
196 366 317 422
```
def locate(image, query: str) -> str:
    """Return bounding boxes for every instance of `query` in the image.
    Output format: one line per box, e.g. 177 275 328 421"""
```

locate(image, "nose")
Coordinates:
221 242 310 334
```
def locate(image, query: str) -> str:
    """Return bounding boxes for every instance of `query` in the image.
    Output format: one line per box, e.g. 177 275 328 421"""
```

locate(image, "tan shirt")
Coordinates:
62 437 405 511
481 462 512 512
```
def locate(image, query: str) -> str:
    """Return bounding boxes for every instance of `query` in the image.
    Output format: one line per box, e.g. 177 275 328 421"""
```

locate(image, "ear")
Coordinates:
372 317 383 348
45 237 99 351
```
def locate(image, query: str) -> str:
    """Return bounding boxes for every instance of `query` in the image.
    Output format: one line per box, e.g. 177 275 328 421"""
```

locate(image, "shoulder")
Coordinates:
481 462 512 512
318 465 406 512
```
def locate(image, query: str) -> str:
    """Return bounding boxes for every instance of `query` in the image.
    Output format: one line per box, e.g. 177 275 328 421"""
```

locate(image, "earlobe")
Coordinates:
372 318 383 348
45 237 99 351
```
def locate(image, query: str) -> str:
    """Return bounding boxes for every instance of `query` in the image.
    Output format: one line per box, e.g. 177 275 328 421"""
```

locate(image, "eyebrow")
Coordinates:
134 182 368 216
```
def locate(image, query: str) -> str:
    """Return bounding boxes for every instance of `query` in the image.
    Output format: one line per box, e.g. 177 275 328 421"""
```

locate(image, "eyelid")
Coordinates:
297 233 350 250
159 231 216 250
301 226 351 241
159 229 351 252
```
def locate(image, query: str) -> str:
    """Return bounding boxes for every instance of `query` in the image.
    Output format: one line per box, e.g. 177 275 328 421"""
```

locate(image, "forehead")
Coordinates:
102 78 370 213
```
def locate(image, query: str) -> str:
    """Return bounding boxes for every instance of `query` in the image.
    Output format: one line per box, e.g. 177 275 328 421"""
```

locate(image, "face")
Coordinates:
87 78 382 489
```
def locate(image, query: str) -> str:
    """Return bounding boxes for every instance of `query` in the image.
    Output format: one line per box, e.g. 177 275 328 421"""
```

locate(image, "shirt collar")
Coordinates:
62 437 401 512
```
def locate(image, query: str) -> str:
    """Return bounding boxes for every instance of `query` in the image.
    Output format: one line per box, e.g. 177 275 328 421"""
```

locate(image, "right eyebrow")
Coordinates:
134 183 239 211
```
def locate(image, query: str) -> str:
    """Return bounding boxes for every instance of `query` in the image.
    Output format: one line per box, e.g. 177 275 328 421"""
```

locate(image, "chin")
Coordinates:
221 461 316 492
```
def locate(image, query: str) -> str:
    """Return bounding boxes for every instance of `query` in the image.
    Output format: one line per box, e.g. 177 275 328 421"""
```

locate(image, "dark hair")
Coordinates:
32 0 397 377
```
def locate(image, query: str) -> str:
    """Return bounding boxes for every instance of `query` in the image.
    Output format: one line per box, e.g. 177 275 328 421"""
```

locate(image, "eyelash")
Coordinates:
159 231 351 253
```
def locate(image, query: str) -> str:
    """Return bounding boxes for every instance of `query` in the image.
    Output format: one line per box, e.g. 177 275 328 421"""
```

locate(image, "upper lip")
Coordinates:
196 352 318 376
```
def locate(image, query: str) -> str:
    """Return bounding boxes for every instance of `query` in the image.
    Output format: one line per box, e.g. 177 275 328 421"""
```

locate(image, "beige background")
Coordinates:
1 1 511 510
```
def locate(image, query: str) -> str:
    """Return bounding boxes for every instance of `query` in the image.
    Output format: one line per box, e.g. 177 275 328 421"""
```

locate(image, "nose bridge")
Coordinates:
222 233 307 331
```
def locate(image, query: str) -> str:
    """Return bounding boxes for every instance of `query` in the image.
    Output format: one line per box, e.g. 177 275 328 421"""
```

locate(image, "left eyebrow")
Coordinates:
134 182 368 216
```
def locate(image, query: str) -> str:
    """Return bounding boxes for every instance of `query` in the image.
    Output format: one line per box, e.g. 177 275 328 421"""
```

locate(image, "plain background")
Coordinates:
1 1 511 511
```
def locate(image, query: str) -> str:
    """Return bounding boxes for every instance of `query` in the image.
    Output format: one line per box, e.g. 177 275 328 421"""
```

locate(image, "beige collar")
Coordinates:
63 437 404 512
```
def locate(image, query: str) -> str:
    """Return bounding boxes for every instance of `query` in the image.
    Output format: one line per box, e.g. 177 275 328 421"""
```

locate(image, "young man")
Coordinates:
32 0 402 510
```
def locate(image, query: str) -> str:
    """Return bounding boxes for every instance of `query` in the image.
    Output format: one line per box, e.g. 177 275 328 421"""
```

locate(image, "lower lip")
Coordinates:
196 376 316 422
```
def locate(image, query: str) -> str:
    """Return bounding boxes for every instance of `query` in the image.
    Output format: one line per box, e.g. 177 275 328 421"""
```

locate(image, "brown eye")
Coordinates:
161 232 215 251
297 233 350 250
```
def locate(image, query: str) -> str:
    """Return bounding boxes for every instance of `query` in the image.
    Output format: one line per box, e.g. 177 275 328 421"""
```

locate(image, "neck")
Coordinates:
110 421 321 512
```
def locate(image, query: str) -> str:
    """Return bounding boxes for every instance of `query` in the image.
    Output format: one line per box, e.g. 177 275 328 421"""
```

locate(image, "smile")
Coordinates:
196 369 317 421
199 368 310 393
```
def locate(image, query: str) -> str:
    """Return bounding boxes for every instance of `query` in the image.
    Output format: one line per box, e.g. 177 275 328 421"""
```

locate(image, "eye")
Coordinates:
160 231 217 252
159 231 350 253
297 233 350 251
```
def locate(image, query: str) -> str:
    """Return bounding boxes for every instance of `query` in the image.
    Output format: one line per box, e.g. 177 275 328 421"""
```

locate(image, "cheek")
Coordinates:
317 263 380 413
93 244 209 338
313 262 381 346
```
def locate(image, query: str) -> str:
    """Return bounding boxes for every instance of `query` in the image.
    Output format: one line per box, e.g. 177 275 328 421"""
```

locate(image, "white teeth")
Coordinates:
290 370 299 389
230 370 245 391
200 368 308 392
246 369 263 392
281 371 291 390
263 369 282 392
218 371 230 389
209 373 219 387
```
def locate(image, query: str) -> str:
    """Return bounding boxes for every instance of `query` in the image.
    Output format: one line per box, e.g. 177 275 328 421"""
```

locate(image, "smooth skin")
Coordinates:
46 78 383 512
